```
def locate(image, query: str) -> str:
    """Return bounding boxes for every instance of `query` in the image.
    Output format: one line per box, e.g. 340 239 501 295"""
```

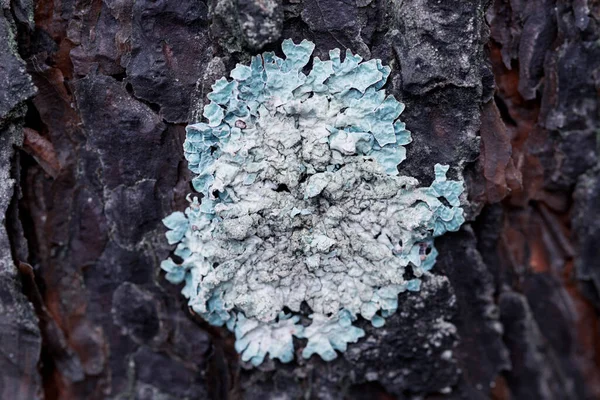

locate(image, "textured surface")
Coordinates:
162 39 465 365
0 4 42 400
0 0 598 398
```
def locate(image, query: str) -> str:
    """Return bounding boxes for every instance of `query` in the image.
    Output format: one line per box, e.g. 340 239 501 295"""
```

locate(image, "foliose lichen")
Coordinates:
162 39 465 366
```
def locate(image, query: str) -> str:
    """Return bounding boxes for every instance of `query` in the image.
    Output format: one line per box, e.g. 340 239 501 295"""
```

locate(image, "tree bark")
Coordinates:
0 0 598 399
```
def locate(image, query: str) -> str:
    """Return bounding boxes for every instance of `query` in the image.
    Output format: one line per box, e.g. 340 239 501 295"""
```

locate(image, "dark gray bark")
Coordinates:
0 0 598 399
0 7 43 400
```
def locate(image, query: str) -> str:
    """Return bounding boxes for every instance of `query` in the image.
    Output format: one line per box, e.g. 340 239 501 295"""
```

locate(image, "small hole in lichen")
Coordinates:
213 262 220 268
403 265 416 280
298 173 308 184
209 146 218 155
373 232 381 239
419 242 429 259
273 183 290 193
212 189 222 198
439 197 451 207
300 301 313 314
398 239 403 247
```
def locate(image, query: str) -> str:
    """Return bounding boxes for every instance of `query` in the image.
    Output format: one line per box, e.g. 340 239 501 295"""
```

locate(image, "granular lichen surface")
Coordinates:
162 39 465 366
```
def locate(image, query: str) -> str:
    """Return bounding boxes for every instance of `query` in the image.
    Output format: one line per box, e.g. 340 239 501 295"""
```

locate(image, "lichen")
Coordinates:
162 39 465 365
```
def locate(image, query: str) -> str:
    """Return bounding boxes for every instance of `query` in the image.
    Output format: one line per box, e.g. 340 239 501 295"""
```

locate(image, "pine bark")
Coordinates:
0 0 599 398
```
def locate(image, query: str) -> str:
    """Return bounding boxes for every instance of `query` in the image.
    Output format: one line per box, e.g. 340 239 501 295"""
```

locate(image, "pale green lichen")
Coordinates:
162 39 465 366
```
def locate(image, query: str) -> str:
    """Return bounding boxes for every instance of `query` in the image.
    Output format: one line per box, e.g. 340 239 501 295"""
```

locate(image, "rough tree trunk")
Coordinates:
0 0 599 399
